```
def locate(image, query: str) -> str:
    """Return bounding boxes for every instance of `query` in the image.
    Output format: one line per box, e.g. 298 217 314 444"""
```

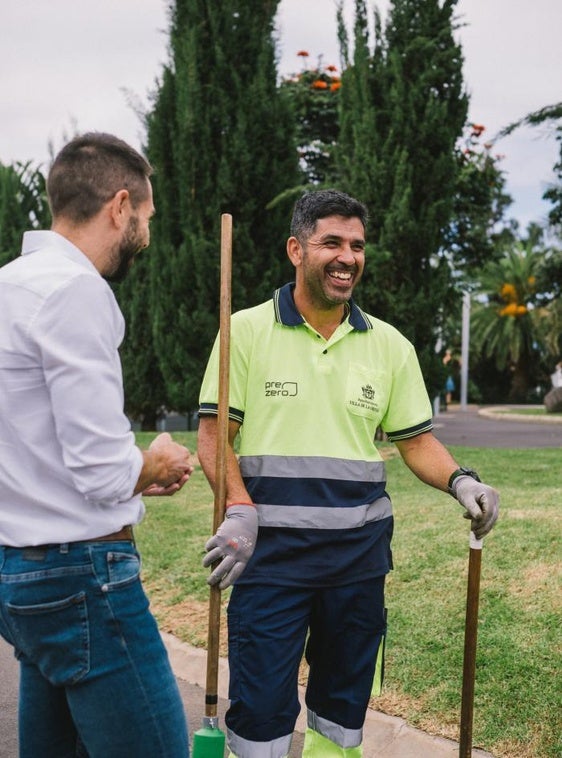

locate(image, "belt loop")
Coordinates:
60 543 69 554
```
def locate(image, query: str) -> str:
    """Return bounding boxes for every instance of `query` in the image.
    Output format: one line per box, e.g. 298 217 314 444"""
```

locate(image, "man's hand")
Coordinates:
452 477 499 539
142 471 192 497
135 432 193 495
203 504 258 589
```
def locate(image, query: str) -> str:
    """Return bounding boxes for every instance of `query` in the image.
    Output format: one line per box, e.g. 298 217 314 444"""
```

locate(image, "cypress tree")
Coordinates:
337 0 468 393
114 254 168 431
145 0 299 412
0 161 50 266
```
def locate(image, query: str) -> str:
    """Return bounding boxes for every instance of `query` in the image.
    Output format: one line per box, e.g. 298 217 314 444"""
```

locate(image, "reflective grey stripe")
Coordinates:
257 497 392 530
307 708 362 749
227 727 291 758
240 455 386 482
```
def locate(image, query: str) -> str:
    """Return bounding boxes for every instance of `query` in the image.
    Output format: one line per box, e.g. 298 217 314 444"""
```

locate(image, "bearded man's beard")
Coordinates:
104 216 143 283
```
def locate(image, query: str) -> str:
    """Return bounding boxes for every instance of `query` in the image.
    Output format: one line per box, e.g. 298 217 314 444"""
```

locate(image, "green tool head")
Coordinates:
192 725 226 758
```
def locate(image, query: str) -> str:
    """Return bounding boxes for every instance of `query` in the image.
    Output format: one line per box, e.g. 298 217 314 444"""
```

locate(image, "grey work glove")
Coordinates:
203 504 259 589
452 477 499 539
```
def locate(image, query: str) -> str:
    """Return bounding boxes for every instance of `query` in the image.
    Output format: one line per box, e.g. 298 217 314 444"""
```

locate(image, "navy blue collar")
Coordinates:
273 283 372 331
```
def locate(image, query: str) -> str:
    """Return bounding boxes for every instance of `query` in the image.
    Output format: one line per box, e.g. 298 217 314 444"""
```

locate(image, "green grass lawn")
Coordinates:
134 432 561 758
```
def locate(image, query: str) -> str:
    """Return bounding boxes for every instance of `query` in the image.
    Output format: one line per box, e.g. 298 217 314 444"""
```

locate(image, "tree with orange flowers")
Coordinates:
280 53 342 185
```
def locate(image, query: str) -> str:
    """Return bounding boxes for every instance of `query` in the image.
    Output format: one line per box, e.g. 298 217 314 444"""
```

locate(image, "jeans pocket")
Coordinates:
6 591 90 685
104 551 141 589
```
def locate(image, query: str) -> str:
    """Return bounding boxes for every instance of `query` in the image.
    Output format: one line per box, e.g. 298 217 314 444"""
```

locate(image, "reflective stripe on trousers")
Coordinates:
227 729 291 757
304 709 362 754
227 712 363 758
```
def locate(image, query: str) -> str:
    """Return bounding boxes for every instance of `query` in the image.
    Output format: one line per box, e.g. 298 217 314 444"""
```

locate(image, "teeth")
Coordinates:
329 271 352 280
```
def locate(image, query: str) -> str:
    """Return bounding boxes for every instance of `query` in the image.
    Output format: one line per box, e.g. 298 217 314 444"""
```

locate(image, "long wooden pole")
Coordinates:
459 531 483 757
204 213 232 723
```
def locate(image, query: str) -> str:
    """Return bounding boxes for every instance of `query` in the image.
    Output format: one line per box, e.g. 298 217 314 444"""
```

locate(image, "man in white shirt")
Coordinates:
0 133 193 757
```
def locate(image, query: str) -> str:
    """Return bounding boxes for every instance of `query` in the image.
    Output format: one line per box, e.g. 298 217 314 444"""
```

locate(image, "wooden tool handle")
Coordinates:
205 213 232 719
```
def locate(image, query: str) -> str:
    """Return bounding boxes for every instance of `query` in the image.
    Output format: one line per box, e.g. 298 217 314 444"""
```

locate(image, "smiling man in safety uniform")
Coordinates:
198 189 499 758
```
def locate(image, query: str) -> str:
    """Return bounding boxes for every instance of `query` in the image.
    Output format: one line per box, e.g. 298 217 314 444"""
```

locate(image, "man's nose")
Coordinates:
337 245 356 264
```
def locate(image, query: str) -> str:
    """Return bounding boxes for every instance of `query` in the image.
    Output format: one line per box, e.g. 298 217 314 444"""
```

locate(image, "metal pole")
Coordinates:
460 291 470 410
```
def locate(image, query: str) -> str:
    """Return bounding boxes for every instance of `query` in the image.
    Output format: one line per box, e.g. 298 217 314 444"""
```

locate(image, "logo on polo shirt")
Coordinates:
265 381 298 397
362 384 375 400
349 382 378 414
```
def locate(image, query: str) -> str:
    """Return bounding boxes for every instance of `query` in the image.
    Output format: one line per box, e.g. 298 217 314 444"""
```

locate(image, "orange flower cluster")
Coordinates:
470 123 485 137
499 282 527 317
500 283 516 300
499 303 528 317
293 52 341 94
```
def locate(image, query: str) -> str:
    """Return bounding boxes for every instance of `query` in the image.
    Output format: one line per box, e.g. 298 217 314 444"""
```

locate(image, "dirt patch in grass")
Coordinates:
147 587 229 656
508 560 562 601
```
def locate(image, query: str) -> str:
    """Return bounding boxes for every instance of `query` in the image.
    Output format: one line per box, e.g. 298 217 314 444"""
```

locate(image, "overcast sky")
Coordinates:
1 0 560 231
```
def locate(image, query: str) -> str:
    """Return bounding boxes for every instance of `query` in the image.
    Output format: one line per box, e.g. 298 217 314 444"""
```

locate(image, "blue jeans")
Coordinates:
0 541 189 757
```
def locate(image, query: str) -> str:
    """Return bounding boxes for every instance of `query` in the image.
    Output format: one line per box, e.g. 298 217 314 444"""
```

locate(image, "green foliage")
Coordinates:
143 0 299 413
113 253 168 430
445 122 512 273
471 239 551 400
336 0 469 396
543 122 562 230
0 161 51 265
280 52 342 185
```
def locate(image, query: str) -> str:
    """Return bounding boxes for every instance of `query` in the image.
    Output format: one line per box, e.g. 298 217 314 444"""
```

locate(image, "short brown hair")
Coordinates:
47 132 153 223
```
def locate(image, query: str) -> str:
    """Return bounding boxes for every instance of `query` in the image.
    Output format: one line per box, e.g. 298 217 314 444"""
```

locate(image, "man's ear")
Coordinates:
108 189 130 228
287 236 303 267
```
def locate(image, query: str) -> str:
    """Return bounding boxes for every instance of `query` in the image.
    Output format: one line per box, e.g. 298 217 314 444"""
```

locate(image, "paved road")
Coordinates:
0 638 18 757
433 405 562 448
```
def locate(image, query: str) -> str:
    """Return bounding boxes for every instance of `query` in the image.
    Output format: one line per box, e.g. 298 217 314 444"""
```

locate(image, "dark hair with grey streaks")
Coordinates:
290 189 368 244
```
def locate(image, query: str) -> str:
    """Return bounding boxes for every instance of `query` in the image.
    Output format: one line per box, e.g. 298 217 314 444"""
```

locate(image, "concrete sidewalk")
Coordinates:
163 632 494 758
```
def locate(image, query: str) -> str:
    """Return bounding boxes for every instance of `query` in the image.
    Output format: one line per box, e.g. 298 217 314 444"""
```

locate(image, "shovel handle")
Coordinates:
205 213 232 720
459 531 483 757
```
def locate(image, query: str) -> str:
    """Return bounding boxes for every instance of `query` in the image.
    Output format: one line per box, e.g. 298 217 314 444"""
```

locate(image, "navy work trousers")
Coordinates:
226 576 386 744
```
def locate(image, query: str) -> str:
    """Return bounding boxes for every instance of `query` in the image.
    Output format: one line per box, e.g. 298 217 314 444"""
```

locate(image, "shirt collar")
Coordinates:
273 282 372 331
21 230 100 275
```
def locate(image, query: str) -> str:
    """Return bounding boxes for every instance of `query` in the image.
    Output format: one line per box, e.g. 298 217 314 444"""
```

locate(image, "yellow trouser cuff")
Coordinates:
302 727 362 757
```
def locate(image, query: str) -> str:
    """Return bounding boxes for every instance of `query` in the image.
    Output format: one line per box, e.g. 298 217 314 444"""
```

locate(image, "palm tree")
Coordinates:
471 240 547 401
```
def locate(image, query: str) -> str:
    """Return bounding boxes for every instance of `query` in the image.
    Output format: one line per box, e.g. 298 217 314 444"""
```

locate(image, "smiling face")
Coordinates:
288 215 366 312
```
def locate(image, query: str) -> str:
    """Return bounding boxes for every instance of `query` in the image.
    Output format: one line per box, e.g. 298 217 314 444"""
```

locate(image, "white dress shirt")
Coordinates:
0 231 144 545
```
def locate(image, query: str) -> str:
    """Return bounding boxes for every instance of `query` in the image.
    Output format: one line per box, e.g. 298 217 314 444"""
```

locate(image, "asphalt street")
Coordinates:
433 404 562 448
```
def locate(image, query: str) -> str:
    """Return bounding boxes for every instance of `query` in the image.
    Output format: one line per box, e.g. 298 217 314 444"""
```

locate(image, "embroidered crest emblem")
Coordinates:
362 384 375 400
